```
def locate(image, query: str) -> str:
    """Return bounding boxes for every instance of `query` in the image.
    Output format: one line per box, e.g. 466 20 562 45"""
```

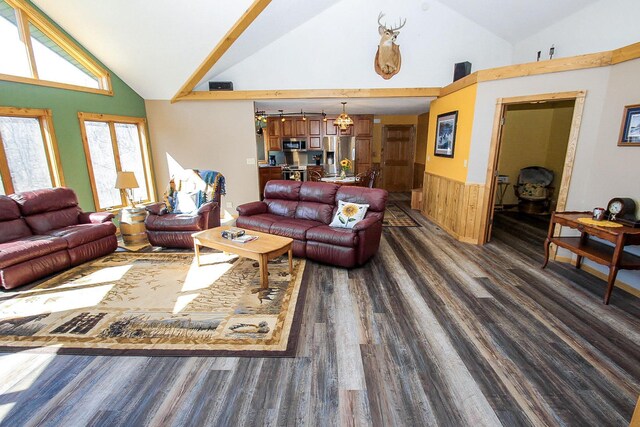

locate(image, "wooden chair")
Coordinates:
308 170 324 182
368 168 381 188
355 172 370 187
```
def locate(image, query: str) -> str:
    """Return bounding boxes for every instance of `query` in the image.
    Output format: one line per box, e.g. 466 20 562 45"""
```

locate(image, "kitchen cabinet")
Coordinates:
281 119 294 137
308 119 322 149
294 119 307 137
355 138 372 174
268 137 281 151
324 118 338 136
267 117 281 137
339 125 353 136
355 116 373 137
258 166 283 200
266 118 282 151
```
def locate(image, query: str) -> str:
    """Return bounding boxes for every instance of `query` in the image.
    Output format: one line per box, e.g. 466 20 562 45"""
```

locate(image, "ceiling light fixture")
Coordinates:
334 102 353 130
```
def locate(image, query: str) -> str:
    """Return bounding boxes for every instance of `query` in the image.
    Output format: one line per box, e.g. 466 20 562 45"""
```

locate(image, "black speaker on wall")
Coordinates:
208 81 234 91
453 61 472 82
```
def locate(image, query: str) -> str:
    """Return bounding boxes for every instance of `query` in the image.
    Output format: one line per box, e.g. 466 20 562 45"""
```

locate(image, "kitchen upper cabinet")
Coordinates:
355 116 373 136
339 125 353 136
268 137 281 151
267 117 281 137
294 119 307 137
281 119 294 137
324 118 338 136
308 119 321 136
266 117 282 151
308 118 322 149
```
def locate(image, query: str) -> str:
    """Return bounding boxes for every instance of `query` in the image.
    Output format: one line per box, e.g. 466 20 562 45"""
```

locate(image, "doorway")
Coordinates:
483 91 586 243
382 125 415 192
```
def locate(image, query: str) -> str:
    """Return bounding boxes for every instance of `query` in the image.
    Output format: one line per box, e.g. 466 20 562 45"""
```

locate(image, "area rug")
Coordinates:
383 203 420 227
116 237 151 252
0 252 307 357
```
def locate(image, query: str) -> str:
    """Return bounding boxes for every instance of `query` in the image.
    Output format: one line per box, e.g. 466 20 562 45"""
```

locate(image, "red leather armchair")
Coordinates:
145 200 220 248
145 169 225 248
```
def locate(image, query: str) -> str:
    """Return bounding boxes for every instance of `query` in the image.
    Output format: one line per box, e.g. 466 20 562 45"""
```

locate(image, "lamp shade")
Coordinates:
114 171 139 189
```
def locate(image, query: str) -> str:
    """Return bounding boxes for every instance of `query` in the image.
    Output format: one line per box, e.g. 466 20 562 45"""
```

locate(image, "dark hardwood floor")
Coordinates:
1 197 638 426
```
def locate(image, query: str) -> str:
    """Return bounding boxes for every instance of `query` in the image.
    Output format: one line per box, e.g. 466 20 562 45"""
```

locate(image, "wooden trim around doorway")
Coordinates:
479 91 587 246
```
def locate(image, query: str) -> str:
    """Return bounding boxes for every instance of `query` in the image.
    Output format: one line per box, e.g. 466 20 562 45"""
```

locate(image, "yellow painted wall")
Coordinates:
425 84 477 182
416 112 429 164
372 115 419 163
497 102 574 205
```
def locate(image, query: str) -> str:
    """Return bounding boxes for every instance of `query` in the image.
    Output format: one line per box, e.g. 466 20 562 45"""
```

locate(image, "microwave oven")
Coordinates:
282 139 307 151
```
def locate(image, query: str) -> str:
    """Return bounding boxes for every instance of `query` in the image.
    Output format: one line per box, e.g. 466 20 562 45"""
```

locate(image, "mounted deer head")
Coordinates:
375 12 406 80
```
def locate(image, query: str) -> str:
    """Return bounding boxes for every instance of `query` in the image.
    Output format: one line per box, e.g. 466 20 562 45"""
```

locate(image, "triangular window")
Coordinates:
0 0 111 94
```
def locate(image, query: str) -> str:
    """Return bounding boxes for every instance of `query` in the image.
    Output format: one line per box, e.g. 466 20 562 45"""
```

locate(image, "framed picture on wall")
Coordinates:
618 104 640 146
434 111 458 157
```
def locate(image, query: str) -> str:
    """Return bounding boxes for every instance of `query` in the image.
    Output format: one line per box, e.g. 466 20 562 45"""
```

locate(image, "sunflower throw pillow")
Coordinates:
330 200 369 229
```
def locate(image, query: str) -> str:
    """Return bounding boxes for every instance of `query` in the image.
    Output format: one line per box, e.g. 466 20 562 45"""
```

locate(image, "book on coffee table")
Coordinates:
232 234 258 243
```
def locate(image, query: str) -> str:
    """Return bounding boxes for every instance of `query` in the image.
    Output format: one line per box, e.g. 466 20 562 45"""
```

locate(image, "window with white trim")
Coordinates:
0 106 64 194
0 0 111 94
79 113 155 210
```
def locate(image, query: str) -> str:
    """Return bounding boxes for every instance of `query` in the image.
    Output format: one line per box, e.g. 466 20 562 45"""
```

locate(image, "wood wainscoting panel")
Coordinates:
421 172 485 244
413 162 425 188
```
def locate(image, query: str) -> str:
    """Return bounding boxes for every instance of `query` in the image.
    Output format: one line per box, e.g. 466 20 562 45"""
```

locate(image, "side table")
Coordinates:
119 206 148 245
542 211 640 304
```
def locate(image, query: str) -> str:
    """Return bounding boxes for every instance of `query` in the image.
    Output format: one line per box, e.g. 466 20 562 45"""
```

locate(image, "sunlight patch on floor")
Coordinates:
181 253 236 293
170 253 236 314
0 345 60 403
0 284 114 319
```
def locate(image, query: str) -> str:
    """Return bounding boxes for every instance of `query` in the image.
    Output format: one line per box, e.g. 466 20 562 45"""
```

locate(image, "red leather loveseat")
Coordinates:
236 180 388 268
0 188 117 290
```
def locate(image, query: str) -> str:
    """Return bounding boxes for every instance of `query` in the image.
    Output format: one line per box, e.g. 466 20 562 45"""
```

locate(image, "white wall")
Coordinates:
467 66 610 185
513 0 640 64
202 0 512 90
468 58 640 291
145 100 260 214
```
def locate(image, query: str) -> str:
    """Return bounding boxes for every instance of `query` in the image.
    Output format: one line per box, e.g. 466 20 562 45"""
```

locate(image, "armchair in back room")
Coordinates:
145 169 225 248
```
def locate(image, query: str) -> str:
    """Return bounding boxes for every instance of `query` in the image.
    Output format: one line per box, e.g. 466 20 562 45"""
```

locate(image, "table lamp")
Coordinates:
114 171 139 207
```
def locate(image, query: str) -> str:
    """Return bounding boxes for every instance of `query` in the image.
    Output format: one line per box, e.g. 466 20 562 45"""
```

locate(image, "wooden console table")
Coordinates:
542 211 640 304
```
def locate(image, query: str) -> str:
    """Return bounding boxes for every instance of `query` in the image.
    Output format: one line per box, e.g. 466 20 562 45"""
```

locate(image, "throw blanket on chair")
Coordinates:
164 169 226 214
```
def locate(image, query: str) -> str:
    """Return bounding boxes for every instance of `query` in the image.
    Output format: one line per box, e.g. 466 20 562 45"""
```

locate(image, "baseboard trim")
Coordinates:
555 256 640 298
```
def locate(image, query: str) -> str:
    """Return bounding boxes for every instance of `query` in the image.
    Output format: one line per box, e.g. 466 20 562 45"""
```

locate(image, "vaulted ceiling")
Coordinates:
33 0 609 108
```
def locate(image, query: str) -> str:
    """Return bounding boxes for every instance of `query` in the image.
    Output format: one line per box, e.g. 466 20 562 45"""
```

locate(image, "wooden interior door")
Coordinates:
382 125 415 192
484 105 507 243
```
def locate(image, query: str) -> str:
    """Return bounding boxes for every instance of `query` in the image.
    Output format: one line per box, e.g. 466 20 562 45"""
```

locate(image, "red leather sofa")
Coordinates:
236 180 388 268
0 188 117 290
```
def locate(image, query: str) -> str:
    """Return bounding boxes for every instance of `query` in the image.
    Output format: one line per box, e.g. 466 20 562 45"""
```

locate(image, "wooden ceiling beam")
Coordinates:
176 87 441 101
171 0 272 103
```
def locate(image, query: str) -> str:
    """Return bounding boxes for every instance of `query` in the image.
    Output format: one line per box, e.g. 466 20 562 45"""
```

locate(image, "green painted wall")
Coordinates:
0 1 147 211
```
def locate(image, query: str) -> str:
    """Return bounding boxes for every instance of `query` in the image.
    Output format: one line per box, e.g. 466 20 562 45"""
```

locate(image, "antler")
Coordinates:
388 17 406 32
377 12 406 31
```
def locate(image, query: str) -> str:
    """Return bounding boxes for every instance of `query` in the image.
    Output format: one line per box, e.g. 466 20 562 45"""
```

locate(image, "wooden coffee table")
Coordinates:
192 226 293 290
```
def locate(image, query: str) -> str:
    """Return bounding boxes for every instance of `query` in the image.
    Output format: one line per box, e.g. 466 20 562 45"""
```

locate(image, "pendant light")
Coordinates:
334 102 353 130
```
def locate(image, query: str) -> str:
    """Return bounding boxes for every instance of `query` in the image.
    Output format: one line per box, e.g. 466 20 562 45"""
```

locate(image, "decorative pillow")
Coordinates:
330 200 369 229
520 183 546 198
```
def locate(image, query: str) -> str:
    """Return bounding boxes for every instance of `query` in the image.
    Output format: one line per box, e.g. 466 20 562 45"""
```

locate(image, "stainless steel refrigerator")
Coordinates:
322 136 356 176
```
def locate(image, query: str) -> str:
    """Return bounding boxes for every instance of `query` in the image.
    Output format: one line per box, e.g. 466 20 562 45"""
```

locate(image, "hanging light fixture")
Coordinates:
334 102 353 130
